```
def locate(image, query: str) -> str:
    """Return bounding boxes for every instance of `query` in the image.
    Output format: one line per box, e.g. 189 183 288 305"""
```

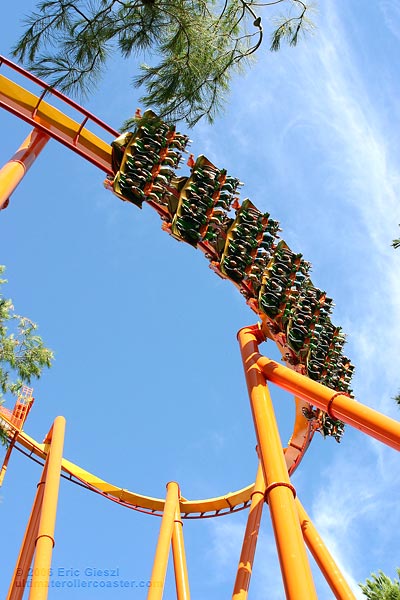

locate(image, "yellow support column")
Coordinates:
258 355 400 451
147 481 180 600
296 499 356 600
232 461 266 600
0 128 49 209
238 326 317 600
172 503 191 600
29 416 66 600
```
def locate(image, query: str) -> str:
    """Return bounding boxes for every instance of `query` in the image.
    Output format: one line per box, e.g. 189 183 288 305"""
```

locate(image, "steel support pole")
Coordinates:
0 432 18 487
7 462 48 600
232 461 266 600
171 504 191 600
296 499 356 600
0 128 50 209
258 355 400 451
238 326 317 600
147 481 180 600
29 416 66 600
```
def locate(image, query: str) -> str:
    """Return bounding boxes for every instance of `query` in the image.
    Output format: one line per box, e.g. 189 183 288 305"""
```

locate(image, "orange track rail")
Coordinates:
0 56 118 174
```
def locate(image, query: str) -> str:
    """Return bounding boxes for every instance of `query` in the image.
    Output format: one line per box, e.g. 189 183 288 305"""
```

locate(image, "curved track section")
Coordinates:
0 389 313 517
0 407 267 518
0 57 353 516
0 56 317 481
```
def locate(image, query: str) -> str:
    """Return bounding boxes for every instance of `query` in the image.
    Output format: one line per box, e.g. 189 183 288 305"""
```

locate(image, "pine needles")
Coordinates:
12 0 314 125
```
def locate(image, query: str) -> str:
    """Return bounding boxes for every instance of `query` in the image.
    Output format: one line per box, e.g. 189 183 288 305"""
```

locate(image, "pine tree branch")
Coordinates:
270 0 309 50
12 0 314 125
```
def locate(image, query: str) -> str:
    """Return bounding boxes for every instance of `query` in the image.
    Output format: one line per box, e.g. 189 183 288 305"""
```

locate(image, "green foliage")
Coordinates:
12 0 312 126
360 569 400 600
0 266 53 444
0 422 7 445
393 393 400 407
271 0 314 51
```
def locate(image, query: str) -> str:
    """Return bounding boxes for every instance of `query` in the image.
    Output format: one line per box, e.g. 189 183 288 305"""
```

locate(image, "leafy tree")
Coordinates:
393 393 400 407
360 569 400 600
12 0 313 126
0 266 53 445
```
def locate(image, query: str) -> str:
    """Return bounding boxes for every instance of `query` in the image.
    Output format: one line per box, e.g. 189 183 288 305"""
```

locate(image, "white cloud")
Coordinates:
225 2 400 594
380 0 400 40
281 6 400 585
272 1 400 401
207 518 245 576
207 514 285 598
309 432 400 593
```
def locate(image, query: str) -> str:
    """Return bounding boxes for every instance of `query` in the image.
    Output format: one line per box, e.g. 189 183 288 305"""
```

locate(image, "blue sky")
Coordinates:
1 1 400 598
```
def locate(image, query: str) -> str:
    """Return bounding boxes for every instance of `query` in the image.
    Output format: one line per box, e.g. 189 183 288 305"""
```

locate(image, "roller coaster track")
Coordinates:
2 54 400 600
0 55 316 518
0 357 311 518
0 56 117 174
